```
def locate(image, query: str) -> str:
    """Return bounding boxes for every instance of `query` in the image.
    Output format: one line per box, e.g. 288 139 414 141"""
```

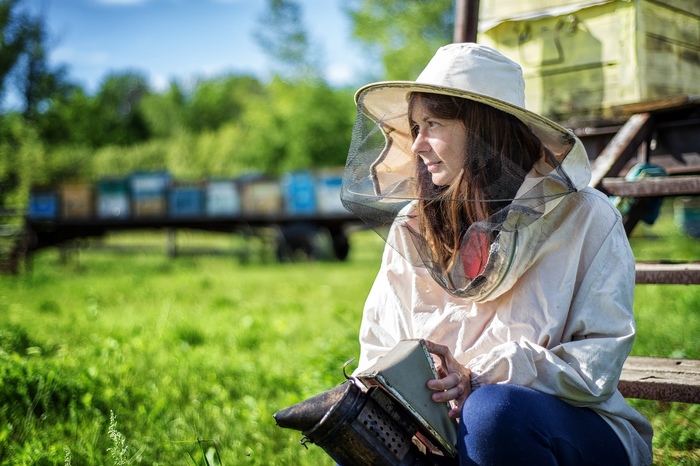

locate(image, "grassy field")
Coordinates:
0 201 698 465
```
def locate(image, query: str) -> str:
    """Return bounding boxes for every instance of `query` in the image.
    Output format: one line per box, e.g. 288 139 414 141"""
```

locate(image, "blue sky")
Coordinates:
28 0 371 96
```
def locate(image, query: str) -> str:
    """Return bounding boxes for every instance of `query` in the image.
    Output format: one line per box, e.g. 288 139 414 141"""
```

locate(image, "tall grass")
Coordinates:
1 229 380 465
0 200 698 464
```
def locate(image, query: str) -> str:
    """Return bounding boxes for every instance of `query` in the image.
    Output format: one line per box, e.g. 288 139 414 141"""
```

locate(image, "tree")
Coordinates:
18 18 74 121
0 0 35 106
139 81 187 138
254 0 322 81
0 0 74 117
344 0 454 80
184 74 263 133
33 85 97 146
38 71 152 147
238 78 354 174
93 71 151 146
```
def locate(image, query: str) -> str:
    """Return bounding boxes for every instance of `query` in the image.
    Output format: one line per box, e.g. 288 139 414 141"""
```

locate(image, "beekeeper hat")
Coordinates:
355 42 575 169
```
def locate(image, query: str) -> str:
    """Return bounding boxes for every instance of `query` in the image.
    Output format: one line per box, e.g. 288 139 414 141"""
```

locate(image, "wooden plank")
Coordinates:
636 262 700 285
601 175 700 197
589 113 654 189
666 165 700 176
613 95 700 115
619 356 700 403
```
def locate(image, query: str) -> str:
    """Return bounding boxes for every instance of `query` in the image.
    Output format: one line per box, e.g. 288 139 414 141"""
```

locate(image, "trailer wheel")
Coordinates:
331 230 349 261
276 223 319 262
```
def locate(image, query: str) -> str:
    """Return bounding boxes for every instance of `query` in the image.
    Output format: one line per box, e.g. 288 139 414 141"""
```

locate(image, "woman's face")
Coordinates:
409 97 468 186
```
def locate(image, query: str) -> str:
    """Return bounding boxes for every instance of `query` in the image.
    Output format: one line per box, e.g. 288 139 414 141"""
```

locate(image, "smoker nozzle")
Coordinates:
273 382 357 433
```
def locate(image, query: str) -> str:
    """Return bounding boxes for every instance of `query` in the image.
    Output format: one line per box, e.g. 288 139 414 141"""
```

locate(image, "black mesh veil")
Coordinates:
341 85 580 301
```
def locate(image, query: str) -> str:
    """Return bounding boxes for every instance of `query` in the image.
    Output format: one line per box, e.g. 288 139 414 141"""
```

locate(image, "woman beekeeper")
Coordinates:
341 43 653 465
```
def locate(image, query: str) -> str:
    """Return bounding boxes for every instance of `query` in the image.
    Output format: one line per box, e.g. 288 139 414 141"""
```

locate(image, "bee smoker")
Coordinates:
273 378 457 466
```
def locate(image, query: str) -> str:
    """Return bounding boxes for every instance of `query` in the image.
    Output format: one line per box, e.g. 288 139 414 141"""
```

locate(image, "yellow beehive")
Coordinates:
60 183 94 219
239 178 283 215
479 0 700 125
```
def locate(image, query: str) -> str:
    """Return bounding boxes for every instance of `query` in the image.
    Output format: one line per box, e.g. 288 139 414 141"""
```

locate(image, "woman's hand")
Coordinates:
425 340 471 419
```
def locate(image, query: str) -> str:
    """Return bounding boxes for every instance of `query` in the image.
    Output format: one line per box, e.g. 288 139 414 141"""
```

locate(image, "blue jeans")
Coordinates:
457 384 629 466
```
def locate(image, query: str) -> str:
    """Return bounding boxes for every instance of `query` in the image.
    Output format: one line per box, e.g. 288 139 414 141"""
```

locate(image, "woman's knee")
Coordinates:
462 384 525 420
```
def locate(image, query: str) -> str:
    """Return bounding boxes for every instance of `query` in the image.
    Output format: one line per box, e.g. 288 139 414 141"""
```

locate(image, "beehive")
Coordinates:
97 178 130 219
479 0 700 124
130 172 171 218
168 184 205 218
59 183 93 219
28 189 59 220
239 177 283 215
281 171 317 215
315 169 346 215
205 179 241 217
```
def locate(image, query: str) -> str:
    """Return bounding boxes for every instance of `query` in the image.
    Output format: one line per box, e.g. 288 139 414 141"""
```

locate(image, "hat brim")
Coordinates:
355 81 575 162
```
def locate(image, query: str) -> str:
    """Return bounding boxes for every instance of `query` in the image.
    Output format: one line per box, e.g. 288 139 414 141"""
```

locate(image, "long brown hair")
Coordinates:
409 92 543 272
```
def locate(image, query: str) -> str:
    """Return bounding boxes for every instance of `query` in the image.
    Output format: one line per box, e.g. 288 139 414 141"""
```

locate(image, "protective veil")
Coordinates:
341 78 587 302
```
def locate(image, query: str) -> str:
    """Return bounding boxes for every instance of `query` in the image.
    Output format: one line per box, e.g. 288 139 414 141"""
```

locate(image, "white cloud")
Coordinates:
51 46 109 67
149 73 170 92
325 62 358 87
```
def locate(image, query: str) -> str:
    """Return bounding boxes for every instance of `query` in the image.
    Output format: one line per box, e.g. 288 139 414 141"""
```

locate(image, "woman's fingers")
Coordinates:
427 371 462 391
424 340 472 418
424 340 450 359
430 373 471 419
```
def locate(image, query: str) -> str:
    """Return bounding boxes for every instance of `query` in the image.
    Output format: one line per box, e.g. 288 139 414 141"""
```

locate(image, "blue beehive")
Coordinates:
28 189 59 220
169 185 204 218
130 171 171 218
282 171 317 215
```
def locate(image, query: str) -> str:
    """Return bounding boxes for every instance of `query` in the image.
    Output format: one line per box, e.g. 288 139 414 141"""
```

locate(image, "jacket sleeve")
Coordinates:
355 241 411 372
467 212 637 406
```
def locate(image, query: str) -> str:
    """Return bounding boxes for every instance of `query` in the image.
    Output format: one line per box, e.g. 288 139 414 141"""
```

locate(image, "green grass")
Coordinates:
625 202 700 465
1 229 381 465
0 200 698 465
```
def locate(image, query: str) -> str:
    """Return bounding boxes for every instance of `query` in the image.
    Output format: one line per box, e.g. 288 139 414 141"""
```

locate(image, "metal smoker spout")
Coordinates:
272 382 357 433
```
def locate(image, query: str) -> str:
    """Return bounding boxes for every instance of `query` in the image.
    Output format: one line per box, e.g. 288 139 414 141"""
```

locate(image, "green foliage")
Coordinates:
345 0 454 80
140 74 266 138
0 114 42 267
240 78 355 174
32 87 98 147
1 72 356 215
184 75 264 133
0 113 43 203
631 400 700 465
92 140 170 179
84 76 356 181
0 324 104 464
626 202 700 464
139 82 187 138
0 230 384 464
92 72 151 146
